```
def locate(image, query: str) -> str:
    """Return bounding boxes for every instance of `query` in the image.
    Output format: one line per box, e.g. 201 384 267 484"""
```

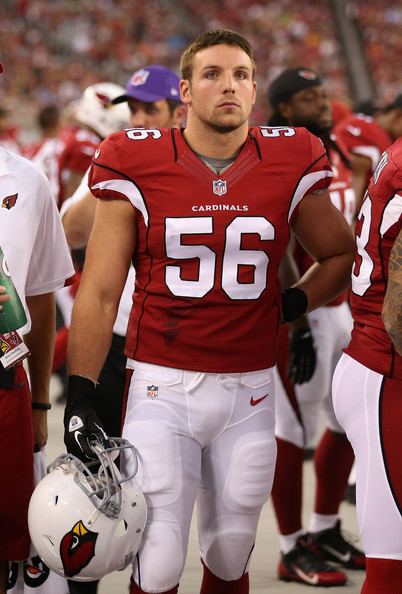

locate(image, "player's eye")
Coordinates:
205 70 218 79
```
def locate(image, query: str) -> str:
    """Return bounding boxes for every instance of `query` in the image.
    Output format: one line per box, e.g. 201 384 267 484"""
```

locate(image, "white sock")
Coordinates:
280 529 305 554
309 513 338 533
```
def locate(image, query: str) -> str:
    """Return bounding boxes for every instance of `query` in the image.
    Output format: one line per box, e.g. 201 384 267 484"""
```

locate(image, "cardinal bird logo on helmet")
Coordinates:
95 92 111 109
60 520 98 577
2 193 18 209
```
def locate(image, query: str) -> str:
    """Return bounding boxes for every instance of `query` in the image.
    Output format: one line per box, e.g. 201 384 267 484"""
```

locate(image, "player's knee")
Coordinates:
135 520 185 591
202 528 255 581
223 431 275 512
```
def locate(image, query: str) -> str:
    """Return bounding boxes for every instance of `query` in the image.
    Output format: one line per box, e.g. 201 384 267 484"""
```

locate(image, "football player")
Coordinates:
63 30 354 594
57 82 130 208
333 138 402 593
334 93 402 210
61 64 185 594
266 67 365 586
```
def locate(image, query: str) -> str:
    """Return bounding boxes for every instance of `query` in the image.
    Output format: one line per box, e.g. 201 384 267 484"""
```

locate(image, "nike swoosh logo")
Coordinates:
250 394 269 406
323 544 351 563
294 568 319 585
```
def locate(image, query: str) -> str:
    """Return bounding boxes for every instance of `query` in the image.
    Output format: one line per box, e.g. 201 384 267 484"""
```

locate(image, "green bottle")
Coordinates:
0 246 27 332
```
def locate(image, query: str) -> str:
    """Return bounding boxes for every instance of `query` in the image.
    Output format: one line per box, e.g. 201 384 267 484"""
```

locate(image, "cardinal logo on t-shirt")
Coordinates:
2 193 18 209
60 520 98 578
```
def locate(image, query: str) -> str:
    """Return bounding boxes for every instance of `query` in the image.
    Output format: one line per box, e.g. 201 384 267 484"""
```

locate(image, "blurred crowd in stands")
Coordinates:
352 0 402 103
0 0 401 142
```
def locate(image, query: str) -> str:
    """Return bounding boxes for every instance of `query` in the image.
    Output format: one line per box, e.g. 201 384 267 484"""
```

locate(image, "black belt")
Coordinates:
0 363 16 389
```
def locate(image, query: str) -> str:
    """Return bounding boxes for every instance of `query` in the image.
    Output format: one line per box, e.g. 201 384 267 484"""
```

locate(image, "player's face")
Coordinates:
180 44 256 133
281 86 333 136
128 98 175 128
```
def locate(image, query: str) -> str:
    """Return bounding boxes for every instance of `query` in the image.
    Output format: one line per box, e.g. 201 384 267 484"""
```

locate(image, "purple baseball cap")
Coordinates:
111 65 181 104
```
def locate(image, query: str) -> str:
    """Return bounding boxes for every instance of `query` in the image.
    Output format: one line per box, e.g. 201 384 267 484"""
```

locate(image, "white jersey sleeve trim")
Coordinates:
288 170 333 222
91 179 148 227
380 193 402 237
353 146 381 170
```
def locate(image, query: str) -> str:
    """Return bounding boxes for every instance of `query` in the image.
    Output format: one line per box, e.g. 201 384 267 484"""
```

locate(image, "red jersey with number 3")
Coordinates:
346 138 402 379
89 126 332 373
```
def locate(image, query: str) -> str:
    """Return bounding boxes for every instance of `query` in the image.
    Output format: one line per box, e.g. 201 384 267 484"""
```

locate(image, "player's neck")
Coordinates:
183 118 249 159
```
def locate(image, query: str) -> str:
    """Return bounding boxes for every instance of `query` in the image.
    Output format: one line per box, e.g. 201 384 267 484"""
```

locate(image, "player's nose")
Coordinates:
222 72 236 93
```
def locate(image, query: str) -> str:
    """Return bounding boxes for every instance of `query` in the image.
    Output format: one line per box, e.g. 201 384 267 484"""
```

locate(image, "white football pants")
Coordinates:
123 361 276 593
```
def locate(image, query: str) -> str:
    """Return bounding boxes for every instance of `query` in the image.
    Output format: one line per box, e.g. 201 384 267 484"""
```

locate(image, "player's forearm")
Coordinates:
382 279 402 355
62 194 96 248
67 289 118 382
294 250 354 312
25 293 56 403
382 230 402 355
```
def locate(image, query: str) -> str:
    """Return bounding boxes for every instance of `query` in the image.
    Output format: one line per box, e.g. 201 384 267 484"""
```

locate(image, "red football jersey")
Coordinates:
58 127 100 206
334 114 391 173
346 138 402 379
89 126 332 373
294 137 356 306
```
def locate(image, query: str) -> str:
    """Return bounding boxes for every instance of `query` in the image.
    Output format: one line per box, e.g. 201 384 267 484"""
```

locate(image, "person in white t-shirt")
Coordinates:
0 66 74 594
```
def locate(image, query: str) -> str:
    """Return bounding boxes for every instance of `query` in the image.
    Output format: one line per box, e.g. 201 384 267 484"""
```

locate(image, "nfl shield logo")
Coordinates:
213 179 227 195
130 69 150 87
146 385 159 399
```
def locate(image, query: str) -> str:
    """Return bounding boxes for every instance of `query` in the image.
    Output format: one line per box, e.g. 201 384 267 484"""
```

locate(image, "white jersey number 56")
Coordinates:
165 216 274 300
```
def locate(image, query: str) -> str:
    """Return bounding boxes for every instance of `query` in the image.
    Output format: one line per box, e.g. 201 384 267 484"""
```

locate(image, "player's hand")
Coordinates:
63 375 110 461
287 327 316 384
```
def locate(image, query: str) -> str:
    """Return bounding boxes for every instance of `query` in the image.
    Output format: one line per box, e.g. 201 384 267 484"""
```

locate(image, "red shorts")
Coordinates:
0 365 34 560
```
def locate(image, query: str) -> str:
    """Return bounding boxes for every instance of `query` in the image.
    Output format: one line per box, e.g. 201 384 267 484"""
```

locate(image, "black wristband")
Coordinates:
281 288 308 323
67 375 97 402
32 401 52 410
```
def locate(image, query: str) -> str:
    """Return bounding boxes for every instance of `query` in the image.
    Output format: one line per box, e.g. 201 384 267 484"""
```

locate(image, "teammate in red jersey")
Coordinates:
266 67 364 587
57 82 130 207
334 94 402 210
64 30 354 593
333 138 402 593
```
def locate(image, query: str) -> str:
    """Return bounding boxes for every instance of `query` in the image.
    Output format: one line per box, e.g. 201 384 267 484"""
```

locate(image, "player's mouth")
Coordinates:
218 101 240 108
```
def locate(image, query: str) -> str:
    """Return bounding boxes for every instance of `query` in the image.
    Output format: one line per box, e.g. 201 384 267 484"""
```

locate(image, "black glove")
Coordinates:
287 328 316 384
63 375 110 461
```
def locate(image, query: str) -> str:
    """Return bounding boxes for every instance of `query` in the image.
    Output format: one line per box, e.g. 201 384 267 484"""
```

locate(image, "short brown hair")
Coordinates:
180 29 256 81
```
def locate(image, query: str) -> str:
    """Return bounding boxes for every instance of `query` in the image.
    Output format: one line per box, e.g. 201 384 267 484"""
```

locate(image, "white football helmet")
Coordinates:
74 82 130 139
28 439 147 582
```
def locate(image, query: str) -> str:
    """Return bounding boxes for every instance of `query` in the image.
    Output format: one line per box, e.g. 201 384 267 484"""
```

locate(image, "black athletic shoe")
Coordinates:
307 520 365 570
278 536 347 587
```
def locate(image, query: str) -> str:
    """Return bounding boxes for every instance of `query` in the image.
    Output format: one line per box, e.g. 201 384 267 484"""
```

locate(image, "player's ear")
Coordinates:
180 79 191 105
